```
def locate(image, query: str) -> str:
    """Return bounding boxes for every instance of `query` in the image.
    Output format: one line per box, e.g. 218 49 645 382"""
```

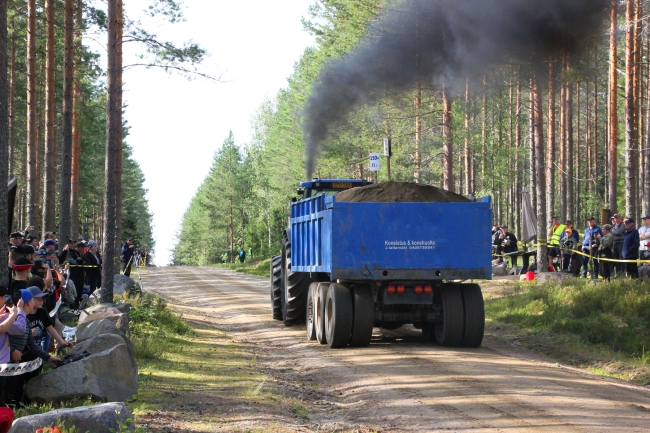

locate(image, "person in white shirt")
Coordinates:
639 215 650 258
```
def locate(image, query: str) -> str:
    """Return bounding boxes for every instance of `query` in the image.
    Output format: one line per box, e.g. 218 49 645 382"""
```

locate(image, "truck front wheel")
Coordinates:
270 255 283 320
325 283 353 349
434 284 465 347
282 236 311 326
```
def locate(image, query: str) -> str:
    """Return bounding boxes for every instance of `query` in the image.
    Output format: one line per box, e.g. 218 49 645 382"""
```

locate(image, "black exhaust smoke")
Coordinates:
303 0 609 179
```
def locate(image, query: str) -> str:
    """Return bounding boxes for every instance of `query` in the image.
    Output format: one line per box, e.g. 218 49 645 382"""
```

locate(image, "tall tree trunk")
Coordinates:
42 0 56 233
645 32 650 215
594 44 600 204
532 74 548 271
114 0 124 264
530 77 536 213
559 59 567 221
609 0 619 213
70 0 82 238
481 75 487 184
442 86 453 192
414 82 421 183
633 0 642 220
26 0 38 235
0 0 8 285
464 78 471 194
625 0 636 217
8 26 15 180
566 62 574 221
546 58 556 221
515 71 522 239
59 0 74 244
101 0 123 303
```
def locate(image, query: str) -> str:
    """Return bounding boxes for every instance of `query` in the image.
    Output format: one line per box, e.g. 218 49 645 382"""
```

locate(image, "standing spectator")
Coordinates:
611 214 626 276
638 215 650 258
581 217 603 279
238 248 246 264
547 216 565 268
8 232 23 247
121 237 135 277
560 221 580 273
83 241 102 295
68 242 86 308
248 247 253 261
598 224 615 282
622 218 640 279
0 286 25 403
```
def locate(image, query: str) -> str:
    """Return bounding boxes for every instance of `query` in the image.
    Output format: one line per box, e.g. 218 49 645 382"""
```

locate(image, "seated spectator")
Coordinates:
5 289 61 407
0 286 25 402
26 285 72 355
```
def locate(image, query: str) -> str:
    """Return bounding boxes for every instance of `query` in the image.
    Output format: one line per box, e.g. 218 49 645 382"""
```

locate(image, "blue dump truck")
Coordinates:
270 179 492 349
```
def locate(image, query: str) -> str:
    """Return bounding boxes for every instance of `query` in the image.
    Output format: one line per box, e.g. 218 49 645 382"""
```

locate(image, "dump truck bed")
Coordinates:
290 194 492 281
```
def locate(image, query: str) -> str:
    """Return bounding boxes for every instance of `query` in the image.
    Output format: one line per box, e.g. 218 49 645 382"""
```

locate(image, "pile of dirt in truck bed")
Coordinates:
335 181 471 203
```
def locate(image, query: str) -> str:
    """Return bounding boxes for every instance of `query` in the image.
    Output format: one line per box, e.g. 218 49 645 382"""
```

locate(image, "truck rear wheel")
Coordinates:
282 236 311 326
349 284 374 347
270 255 283 321
316 283 329 344
306 283 318 340
460 283 485 348
434 284 465 347
325 283 353 349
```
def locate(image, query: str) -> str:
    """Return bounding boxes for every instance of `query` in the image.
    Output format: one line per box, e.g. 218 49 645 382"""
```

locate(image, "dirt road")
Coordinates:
142 266 650 432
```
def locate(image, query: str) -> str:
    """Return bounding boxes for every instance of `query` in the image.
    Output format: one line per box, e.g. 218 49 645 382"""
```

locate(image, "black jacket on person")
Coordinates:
121 243 134 264
83 251 102 276
498 231 519 254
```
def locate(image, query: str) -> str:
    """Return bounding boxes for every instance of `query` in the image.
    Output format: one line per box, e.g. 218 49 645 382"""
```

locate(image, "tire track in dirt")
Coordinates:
143 266 650 432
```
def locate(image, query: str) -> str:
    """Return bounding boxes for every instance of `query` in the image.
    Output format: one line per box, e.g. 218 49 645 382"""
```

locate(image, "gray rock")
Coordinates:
24 344 138 404
70 333 133 357
640 265 650 279
9 402 134 433
76 319 135 354
492 263 507 277
115 303 133 314
78 303 119 322
536 272 574 285
77 312 130 335
78 308 122 326
113 274 136 295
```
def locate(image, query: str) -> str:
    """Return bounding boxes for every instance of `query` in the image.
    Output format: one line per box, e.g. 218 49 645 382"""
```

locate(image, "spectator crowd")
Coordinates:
493 213 650 281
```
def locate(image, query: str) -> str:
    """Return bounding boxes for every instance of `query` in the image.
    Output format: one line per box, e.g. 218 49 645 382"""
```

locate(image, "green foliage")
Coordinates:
486 279 650 356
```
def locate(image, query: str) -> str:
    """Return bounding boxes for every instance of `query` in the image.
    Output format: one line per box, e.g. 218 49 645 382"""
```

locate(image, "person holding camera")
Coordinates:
121 237 135 277
83 241 102 295
582 217 603 279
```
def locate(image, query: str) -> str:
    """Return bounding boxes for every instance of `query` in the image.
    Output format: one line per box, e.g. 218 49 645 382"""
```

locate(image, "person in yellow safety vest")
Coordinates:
547 215 565 268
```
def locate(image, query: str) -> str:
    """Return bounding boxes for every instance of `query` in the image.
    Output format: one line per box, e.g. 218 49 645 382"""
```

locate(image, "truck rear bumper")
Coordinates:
332 267 492 281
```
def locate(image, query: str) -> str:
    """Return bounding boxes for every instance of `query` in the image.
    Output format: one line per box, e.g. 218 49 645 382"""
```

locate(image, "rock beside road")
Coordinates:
24 343 138 404
77 312 130 335
76 319 135 354
536 272 574 285
70 333 133 357
79 303 132 322
113 274 137 295
9 402 134 433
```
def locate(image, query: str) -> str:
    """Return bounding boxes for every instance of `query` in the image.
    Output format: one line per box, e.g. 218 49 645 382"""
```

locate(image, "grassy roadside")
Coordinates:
484 279 650 385
211 258 271 278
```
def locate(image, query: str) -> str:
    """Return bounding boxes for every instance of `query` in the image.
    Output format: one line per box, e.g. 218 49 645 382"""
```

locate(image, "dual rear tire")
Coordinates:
423 283 484 348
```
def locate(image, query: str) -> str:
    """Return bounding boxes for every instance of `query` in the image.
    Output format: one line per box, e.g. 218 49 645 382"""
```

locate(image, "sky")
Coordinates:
116 0 315 265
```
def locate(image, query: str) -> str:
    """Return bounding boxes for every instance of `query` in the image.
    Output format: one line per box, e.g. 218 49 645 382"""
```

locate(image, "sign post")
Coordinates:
383 138 392 181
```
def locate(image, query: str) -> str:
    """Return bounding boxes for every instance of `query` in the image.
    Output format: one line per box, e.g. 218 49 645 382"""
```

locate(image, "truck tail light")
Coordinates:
397 285 405 294
424 285 433 294
387 285 396 294
414 285 423 294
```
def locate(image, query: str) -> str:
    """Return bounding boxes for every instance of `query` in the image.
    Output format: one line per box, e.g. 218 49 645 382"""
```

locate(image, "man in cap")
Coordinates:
121 237 135 277
582 217 603 279
495 225 519 269
9 257 33 294
622 218 640 279
8 232 23 247
610 213 626 276
68 242 86 309
547 216 565 268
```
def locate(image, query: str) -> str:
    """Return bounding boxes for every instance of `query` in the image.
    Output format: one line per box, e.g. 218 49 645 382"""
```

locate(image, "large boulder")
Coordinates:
70 333 133 358
639 265 650 279
492 262 507 277
536 272 575 285
9 402 134 433
113 274 136 296
78 307 122 326
76 319 135 355
77 312 130 335
24 343 138 404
